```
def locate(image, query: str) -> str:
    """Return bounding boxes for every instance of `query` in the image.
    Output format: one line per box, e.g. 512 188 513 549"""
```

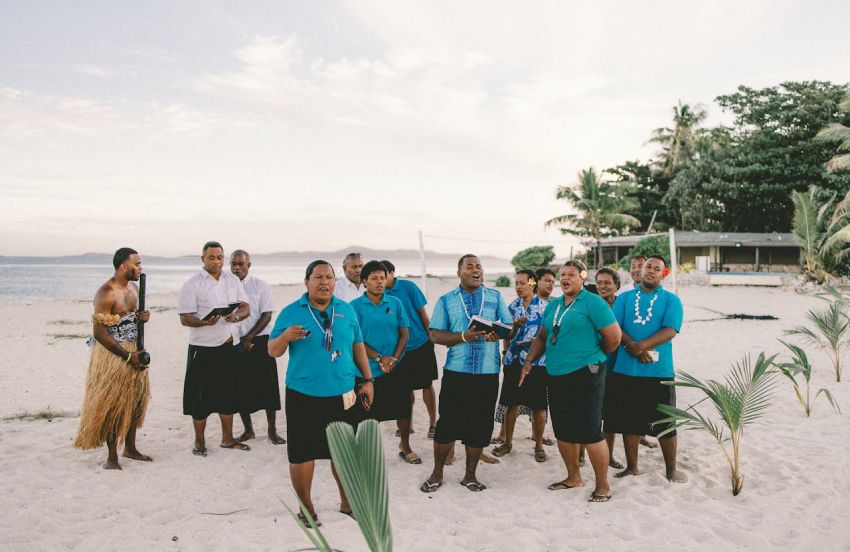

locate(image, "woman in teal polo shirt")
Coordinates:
268 260 374 527
521 259 621 503
350 260 420 464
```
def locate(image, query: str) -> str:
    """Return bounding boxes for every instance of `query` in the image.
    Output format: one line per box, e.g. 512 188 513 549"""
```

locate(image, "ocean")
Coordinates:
0 256 514 305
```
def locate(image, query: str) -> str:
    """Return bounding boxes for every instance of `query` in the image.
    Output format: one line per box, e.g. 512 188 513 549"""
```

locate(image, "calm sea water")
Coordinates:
0 257 514 305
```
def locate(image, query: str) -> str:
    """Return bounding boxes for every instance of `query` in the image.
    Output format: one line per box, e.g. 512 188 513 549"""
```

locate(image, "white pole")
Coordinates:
418 230 429 300
668 227 678 294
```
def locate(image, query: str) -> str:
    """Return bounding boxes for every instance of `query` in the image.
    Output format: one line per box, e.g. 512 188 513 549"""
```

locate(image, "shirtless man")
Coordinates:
74 247 152 469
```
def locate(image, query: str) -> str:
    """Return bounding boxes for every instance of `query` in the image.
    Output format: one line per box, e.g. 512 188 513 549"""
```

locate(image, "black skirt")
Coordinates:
603 372 677 437
396 341 438 390
497 362 548 412
357 368 413 422
183 342 242 420
433 370 499 448
547 364 606 444
285 387 363 464
237 335 281 413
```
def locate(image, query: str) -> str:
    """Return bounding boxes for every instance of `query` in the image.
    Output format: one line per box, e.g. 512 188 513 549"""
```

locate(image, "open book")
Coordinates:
468 315 512 340
200 303 239 321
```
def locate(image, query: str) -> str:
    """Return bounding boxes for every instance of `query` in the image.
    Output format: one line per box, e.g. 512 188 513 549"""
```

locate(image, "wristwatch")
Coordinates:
362 377 375 383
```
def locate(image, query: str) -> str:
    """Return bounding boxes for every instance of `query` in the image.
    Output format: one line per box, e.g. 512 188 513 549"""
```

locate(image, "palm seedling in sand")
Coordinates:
785 299 849 382
656 352 778 496
284 419 392 552
776 340 841 417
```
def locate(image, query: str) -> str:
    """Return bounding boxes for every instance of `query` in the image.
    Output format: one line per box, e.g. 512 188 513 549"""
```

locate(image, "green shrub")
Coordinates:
494 275 511 287
617 234 669 270
511 245 555 270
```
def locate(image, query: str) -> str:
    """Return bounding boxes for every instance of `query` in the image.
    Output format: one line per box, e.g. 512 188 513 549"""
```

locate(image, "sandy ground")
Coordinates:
1 277 849 552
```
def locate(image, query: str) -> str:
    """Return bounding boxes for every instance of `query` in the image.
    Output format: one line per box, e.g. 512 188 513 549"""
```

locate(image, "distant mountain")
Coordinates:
0 247 507 264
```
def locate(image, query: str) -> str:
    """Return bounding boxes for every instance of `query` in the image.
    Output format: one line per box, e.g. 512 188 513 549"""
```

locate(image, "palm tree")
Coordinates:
786 300 849 382
776 340 841 417
791 186 850 282
656 353 777 496
816 91 850 172
649 101 708 177
545 168 641 267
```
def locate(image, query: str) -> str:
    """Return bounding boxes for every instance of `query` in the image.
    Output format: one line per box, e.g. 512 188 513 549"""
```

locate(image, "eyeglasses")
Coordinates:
550 325 561 345
320 310 331 330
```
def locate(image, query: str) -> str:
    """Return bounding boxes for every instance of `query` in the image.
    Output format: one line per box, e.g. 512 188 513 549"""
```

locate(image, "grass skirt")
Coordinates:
73 341 150 450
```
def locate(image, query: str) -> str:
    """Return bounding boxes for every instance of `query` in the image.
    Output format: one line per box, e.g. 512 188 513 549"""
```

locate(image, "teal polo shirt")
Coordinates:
350 293 410 378
542 289 617 376
612 286 683 378
270 293 363 397
385 278 430 350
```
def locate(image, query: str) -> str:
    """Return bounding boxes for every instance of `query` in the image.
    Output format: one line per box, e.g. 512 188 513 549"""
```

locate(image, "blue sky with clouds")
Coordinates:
2 1 848 257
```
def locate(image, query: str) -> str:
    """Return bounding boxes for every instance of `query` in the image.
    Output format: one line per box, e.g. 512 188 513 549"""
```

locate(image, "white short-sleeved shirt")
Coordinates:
178 270 248 346
238 274 274 338
333 277 366 303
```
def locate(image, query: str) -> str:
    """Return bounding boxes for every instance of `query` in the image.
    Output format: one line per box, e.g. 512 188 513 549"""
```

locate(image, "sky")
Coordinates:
1 1 848 259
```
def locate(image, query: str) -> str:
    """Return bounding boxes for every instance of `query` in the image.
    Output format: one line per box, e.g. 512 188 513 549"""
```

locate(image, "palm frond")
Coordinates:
791 189 820 256
326 420 392 552
815 388 842 414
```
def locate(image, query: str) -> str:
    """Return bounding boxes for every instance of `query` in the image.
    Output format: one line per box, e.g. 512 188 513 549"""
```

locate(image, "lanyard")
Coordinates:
552 296 576 328
457 287 485 320
307 305 335 351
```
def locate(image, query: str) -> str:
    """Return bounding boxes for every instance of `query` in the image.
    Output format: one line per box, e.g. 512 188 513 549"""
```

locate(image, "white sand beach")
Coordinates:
1 278 849 551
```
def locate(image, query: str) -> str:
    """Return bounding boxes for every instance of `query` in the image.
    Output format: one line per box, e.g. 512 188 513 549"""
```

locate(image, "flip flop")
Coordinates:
339 509 355 519
492 443 512 457
534 446 547 463
490 437 505 445
220 442 251 451
399 451 422 464
609 458 624 469
548 480 581 491
542 437 555 446
460 480 486 492
588 492 612 503
192 446 207 457
420 480 443 493
297 512 322 527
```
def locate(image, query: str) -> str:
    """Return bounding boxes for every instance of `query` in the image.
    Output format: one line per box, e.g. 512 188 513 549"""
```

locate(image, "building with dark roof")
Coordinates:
593 231 800 273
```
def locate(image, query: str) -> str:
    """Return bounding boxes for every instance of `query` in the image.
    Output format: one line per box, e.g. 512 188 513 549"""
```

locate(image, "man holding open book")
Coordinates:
420 254 512 493
178 241 251 457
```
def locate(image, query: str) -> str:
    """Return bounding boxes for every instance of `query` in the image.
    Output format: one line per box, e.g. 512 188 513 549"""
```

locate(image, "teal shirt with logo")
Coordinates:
542 290 616 376
270 293 363 397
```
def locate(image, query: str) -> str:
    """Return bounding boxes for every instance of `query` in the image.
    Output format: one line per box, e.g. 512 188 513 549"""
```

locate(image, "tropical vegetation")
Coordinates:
776 340 841 417
785 298 849 382
791 186 850 283
656 352 778 496
545 168 641 267
511 245 555 271
286 419 392 552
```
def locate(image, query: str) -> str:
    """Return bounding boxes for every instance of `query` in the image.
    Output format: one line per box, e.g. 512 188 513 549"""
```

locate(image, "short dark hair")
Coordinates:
647 254 667 266
631 255 647 263
595 266 621 289
380 259 395 273
361 260 388 282
516 269 537 289
562 259 587 274
535 267 556 280
457 253 479 269
305 260 334 279
231 249 250 261
112 247 137 270
203 241 223 254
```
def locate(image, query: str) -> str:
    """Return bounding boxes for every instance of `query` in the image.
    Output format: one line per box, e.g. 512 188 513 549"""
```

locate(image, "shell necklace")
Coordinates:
633 289 659 325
